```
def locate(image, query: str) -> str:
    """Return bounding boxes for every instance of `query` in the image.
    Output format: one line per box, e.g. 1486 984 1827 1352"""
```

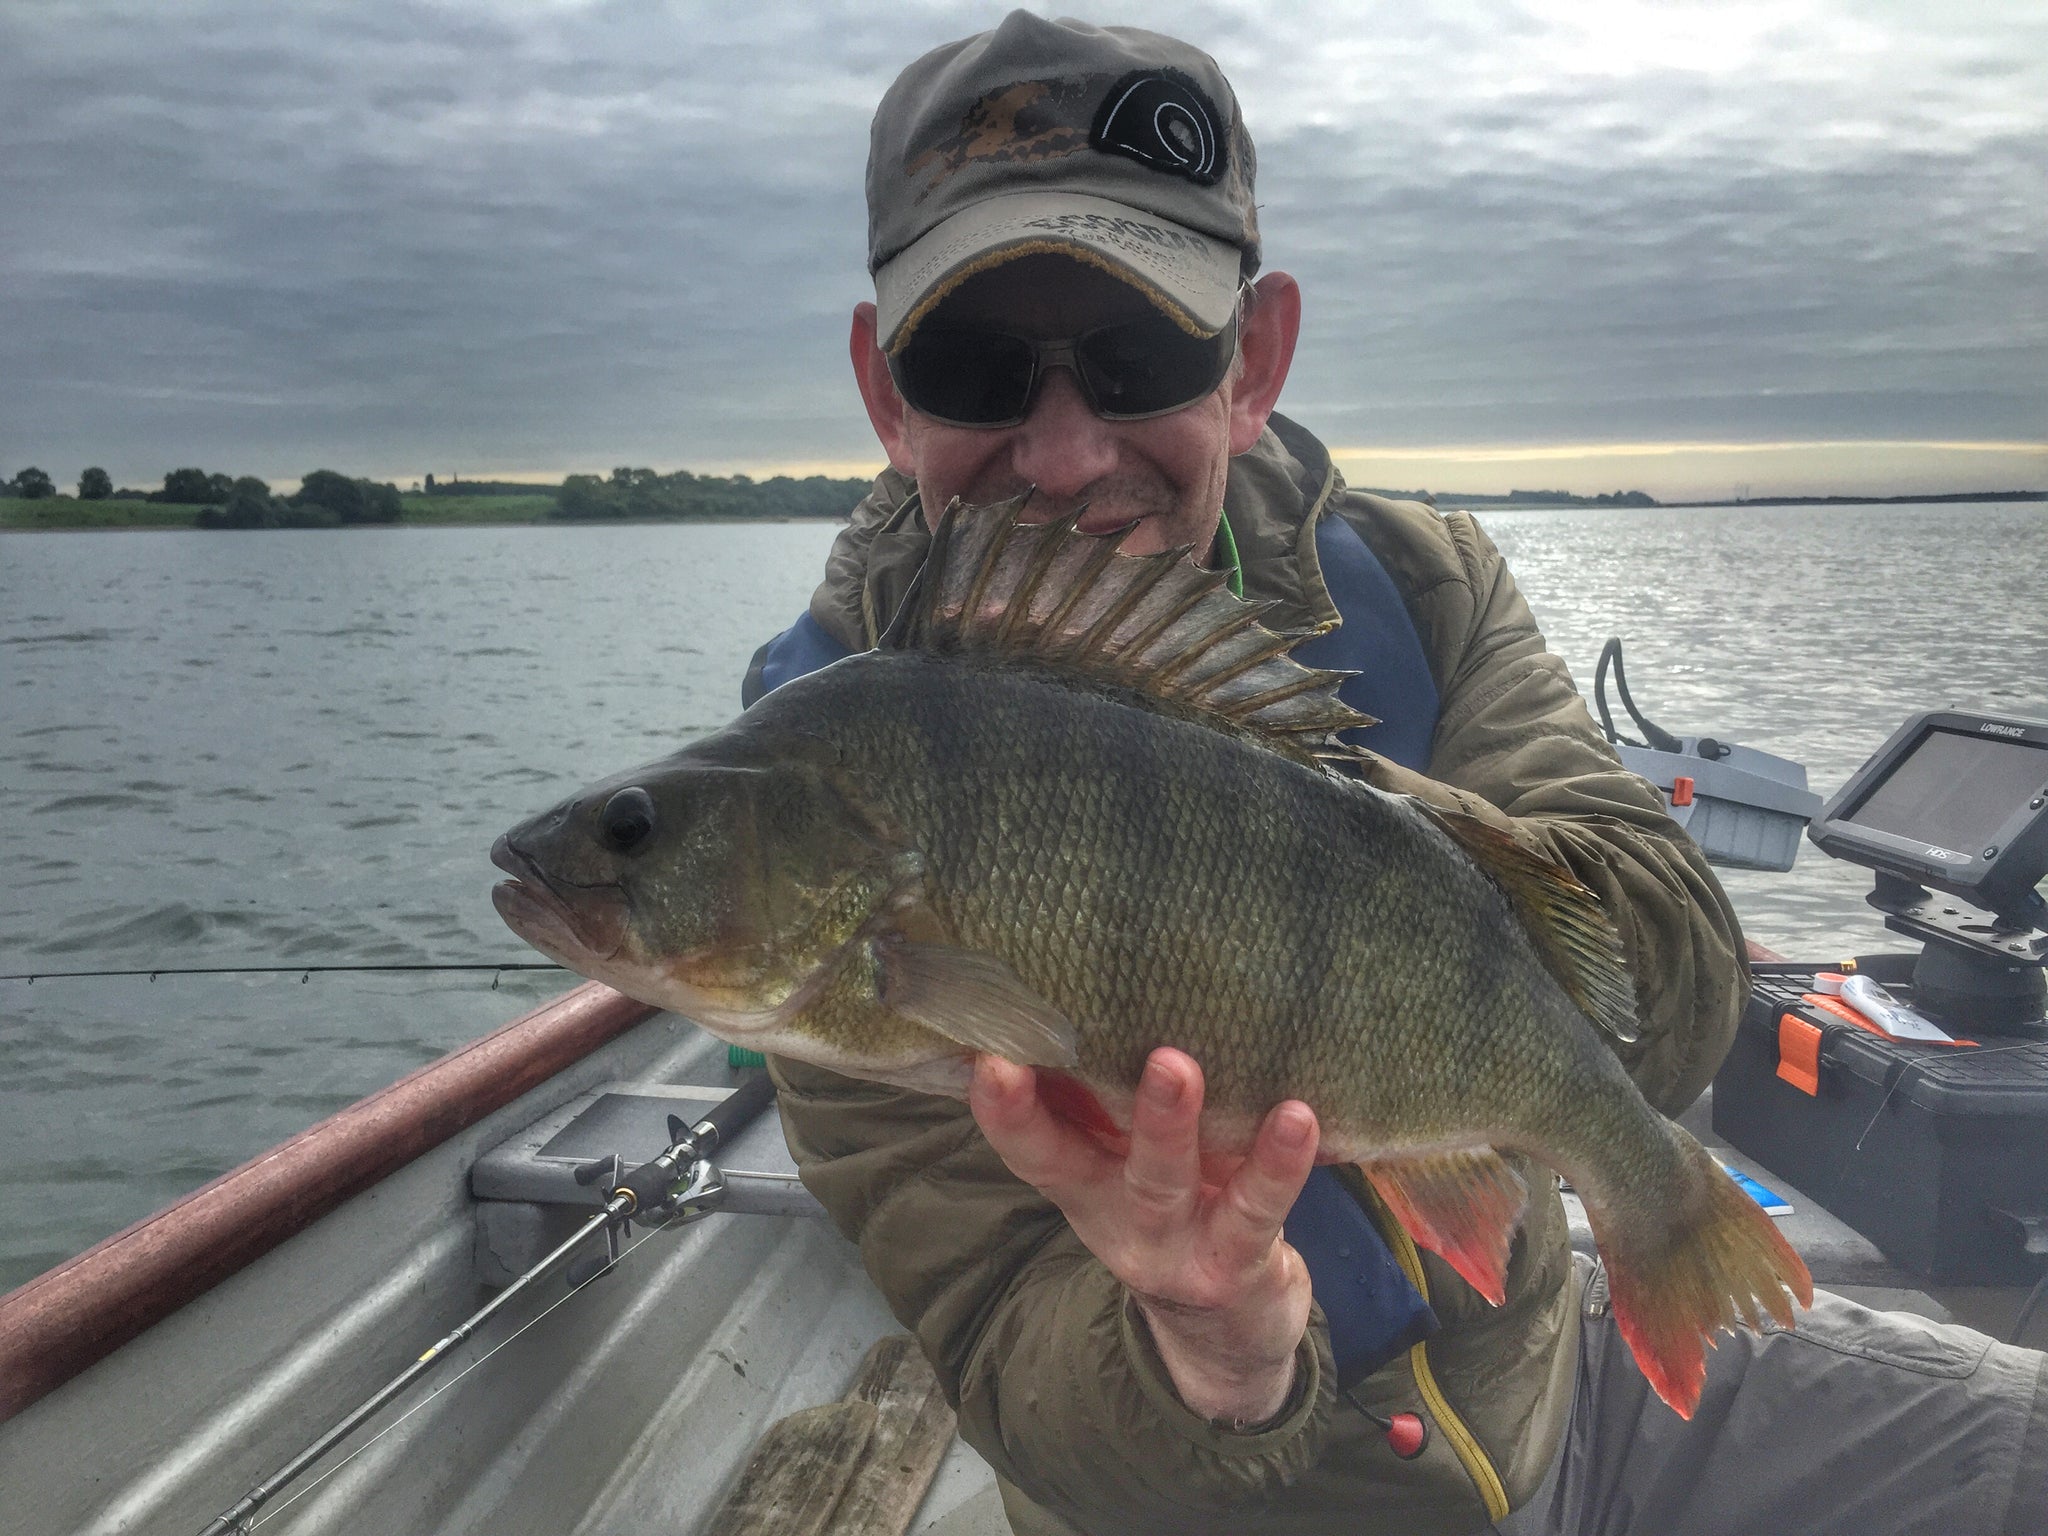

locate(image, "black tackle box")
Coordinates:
1713 959 2048 1283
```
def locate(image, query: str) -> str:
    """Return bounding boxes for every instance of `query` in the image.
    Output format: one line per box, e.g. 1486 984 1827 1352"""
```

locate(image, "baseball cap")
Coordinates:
867 12 1260 352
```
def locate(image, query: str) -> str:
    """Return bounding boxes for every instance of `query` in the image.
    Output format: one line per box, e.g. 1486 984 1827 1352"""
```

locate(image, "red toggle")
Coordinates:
1671 775 1695 807
1386 1412 1428 1459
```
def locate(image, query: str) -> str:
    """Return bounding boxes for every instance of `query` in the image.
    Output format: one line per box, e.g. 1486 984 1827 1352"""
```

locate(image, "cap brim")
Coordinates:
874 190 1242 352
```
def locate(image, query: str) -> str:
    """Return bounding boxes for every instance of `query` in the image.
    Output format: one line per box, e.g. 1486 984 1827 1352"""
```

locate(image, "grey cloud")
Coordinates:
2 1 2042 488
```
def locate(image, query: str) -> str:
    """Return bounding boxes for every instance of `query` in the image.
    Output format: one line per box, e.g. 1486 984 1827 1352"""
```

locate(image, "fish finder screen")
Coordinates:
1846 729 2048 856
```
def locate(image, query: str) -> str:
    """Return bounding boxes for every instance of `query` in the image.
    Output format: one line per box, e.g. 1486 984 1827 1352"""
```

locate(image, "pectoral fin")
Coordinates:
872 937 1079 1069
1363 1149 1529 1306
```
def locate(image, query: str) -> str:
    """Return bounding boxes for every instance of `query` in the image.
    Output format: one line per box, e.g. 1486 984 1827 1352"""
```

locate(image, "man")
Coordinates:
745 14 2048 1535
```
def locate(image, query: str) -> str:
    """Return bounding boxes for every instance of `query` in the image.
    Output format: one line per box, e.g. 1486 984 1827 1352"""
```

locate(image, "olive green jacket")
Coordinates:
769 414 1748 1535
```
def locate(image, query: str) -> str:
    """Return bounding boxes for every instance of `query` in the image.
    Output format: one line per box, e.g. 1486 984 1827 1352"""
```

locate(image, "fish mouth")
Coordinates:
490 835 629 964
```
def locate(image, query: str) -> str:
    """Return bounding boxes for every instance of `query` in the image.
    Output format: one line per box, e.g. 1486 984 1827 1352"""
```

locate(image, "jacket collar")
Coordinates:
808 413 1346 650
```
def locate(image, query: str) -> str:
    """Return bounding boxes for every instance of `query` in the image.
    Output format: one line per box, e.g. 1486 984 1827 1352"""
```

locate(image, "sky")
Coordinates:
3 0 2043 502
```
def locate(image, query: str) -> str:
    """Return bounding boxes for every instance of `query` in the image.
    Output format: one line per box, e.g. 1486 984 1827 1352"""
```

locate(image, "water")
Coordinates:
2 505 2044 1290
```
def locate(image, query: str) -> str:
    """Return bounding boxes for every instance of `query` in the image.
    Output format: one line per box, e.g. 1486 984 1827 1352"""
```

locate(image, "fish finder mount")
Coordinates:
1808 710 2048 1030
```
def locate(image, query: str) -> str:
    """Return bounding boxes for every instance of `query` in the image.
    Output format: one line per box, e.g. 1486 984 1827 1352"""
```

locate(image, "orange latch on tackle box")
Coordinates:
1776 1012 1822 1095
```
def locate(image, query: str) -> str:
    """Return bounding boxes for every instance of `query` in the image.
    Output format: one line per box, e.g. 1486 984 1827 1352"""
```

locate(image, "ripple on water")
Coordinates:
35 792 166 814
0 628 125 646
42 903 217 950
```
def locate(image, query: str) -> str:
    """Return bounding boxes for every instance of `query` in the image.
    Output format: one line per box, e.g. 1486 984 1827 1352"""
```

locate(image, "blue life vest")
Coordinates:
743 508 1444 1388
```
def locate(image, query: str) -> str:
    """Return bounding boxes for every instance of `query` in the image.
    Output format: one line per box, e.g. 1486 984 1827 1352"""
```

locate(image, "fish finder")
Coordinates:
1809 710 2048 1028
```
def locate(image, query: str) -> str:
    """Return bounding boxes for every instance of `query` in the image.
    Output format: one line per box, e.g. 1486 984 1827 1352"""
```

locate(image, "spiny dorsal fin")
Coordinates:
1417 803 1643 1045
888 497 1377 763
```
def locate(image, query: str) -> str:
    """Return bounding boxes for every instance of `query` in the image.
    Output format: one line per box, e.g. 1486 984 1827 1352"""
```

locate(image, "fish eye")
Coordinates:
598 786 657 854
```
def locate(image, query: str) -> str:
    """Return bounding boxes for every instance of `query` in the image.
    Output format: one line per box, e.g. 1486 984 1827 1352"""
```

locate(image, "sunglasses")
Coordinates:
888 309 1240 429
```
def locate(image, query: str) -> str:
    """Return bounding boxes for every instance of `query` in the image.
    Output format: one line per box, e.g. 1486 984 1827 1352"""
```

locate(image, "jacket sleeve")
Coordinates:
1337 496 1748 1114
769 1055 1337 1536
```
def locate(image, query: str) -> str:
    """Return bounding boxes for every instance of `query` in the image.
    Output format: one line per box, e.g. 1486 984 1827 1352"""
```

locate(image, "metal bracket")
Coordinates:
632 1156 726 1229
1990 1206 2048 1258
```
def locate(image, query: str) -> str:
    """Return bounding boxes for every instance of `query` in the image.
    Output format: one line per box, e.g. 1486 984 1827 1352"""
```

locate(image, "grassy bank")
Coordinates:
394 493 557 524
1 496 202 530
0 492 829 529
1 493 557 529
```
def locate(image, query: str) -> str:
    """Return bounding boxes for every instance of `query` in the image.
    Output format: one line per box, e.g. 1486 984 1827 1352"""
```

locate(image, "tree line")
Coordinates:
553 466 872 521
6 461 875 525
3 464 402 526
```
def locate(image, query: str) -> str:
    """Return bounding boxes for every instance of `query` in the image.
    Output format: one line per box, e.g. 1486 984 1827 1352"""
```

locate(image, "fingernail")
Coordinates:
1143 1059 1184 1108
1274 1107 1313 1150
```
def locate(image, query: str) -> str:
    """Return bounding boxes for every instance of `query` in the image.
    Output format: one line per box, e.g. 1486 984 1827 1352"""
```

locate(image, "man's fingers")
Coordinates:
1210 1100 1319 1264
1120 1049 1203 1228
970 1056 1112 1193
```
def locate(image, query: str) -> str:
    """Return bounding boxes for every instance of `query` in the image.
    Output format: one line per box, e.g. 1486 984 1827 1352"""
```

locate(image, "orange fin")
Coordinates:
1587 1141 1814 1419
1363 1150 1528 1305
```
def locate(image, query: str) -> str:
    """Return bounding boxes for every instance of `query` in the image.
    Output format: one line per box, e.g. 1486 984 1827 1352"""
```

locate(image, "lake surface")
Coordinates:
3 505 2044 1289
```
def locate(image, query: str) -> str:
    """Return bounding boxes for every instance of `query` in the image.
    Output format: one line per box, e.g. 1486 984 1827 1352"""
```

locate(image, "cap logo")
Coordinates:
905 78 1094 200
1090 69 1224 186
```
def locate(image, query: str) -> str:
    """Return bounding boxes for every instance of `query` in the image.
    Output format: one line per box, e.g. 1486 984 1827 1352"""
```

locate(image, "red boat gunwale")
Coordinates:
0 981 657 1423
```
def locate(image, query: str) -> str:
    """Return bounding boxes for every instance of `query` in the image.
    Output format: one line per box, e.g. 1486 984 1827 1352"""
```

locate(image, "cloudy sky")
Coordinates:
4 0 2043 500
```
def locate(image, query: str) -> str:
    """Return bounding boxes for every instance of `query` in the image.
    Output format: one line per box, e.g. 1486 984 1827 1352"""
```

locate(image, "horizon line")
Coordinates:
1324 438 2048 465
409 438 2047 485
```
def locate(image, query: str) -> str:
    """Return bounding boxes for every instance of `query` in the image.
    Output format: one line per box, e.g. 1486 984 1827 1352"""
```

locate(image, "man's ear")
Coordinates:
1228 272 1301 456
851 302 917 474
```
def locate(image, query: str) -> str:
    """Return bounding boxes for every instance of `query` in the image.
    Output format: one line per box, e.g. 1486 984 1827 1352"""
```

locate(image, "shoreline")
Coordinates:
4 492 2041 533
0 510 855 534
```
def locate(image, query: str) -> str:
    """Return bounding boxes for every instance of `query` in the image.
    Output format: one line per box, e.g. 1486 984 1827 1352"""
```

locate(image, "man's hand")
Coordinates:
970 1047 1319 1425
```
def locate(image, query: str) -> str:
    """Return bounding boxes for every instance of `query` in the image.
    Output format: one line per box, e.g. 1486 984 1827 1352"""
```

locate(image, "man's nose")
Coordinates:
1008 366 1118 502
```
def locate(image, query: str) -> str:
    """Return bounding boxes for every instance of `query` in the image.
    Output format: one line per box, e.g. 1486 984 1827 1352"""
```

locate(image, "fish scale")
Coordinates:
788 652 1610 1150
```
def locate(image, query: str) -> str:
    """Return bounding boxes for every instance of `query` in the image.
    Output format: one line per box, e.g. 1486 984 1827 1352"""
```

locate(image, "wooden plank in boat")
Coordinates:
714 1401 881 1536
714 1334 958 1536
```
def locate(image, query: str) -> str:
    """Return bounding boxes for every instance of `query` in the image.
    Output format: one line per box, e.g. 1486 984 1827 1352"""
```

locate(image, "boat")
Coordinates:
0 984 1010 1534
2 688 2043 1536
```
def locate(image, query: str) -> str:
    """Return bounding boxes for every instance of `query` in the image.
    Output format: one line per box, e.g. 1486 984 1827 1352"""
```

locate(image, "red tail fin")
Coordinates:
1589 1144 1813 1418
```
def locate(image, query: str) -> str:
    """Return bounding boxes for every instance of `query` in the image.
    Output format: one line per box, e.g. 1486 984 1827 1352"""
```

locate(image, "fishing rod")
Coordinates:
196 1070 778 1536
2 962 563 985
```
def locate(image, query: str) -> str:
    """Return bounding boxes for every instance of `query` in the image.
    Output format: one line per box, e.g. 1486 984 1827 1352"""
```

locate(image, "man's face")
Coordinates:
852 255 1298 559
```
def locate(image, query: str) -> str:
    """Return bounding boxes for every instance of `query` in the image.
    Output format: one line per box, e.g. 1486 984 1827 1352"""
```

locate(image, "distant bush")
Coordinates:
196 475 286 529
9 466 56 499
77 467 112 500
292 469 401 524
359 479 401 522
153 468 229 505
552 466 868 522
292 469 364 521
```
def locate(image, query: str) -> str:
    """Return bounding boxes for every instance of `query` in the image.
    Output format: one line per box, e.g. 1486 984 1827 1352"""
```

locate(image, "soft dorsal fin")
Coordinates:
1417 803 1643 1045
885 497 1377 764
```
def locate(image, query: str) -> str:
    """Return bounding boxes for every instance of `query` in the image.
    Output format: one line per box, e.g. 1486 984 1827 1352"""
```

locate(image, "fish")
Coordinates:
491 498 1811 1417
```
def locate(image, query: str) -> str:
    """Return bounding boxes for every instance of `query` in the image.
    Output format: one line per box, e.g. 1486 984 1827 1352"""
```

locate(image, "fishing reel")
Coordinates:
563 1112 736 1286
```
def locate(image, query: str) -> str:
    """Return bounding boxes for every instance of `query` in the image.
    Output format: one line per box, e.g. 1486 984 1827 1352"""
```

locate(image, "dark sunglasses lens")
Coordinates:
1077 318 1232 417
893 329 1037 425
